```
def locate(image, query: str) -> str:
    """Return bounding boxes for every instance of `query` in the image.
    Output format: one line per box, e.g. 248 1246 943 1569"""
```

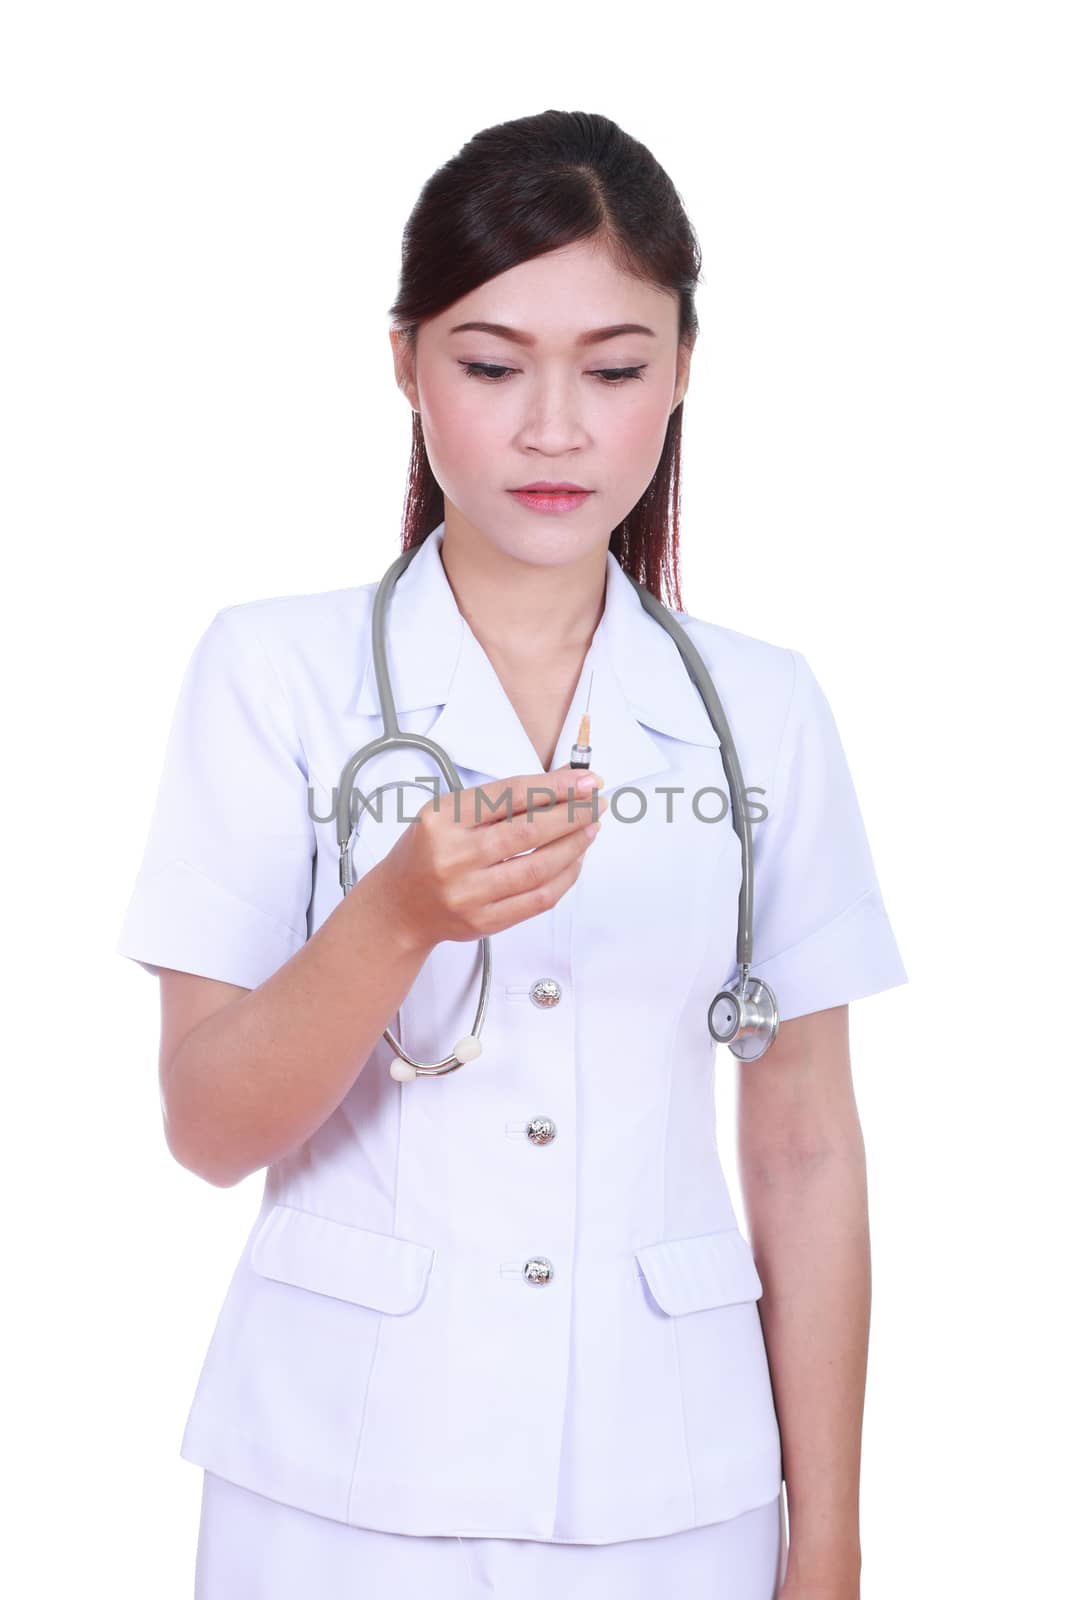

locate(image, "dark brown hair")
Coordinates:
387 109 703 610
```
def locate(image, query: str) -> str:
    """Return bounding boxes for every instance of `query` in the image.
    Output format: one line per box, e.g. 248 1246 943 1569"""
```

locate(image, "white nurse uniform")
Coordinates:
117 520 906 1594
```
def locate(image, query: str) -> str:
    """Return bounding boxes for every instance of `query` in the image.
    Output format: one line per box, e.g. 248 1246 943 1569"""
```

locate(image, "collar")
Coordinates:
353 521 720 791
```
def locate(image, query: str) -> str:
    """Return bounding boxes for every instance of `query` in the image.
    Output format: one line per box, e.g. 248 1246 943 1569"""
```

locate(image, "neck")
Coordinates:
437 513 608 665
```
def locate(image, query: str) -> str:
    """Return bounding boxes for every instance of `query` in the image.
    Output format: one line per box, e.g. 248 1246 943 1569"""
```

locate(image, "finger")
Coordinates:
479 781 603 867
457 768 601 825
478 833 594 933
484 814 600 897
456 767 603 831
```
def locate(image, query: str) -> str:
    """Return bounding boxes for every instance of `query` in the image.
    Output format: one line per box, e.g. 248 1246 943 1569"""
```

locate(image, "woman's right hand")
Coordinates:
371 767 605 949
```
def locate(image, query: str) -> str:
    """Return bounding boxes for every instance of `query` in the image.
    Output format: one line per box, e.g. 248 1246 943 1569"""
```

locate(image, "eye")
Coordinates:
458 362 648 386
593 366 647 385
460 363 516 383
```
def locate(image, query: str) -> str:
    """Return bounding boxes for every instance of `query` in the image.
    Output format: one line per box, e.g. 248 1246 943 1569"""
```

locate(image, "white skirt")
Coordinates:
194 1470 787 1598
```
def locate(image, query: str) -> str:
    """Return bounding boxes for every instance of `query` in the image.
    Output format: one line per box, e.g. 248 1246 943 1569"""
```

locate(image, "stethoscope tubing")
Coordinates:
336 543 777 1073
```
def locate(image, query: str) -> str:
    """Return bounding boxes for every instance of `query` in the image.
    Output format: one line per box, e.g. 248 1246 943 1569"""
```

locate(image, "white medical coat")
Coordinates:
116 519 907 1543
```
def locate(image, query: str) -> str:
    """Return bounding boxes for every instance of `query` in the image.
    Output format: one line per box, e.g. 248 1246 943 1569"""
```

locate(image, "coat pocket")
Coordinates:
251 1203 435 1314
633 1226 780 1512
634 1226 763 1314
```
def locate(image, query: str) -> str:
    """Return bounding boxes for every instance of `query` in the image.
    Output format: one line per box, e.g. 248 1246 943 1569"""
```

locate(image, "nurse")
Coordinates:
117 109 907 1600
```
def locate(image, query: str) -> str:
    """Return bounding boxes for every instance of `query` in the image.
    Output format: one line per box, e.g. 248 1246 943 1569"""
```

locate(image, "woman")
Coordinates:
117 110 907 1599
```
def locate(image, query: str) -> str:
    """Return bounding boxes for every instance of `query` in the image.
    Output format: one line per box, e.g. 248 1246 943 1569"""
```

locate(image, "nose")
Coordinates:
514 371 591 452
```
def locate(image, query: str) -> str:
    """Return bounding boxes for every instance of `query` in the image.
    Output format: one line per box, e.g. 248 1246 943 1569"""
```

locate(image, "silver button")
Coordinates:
526 1116 557 1145
523 1257 554 1285
529 978 562 1009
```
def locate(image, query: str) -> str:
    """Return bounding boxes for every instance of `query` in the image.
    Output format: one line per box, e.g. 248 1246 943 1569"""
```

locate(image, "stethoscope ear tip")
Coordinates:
389 1035 483 1082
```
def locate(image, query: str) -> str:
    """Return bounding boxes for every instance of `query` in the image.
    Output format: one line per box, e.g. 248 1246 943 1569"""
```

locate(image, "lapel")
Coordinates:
353 521 721 793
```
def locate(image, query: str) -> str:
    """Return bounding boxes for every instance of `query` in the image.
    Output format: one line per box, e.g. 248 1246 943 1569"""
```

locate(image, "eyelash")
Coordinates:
459 361 647 387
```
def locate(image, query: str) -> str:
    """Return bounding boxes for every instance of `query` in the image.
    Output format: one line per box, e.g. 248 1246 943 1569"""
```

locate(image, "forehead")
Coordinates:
427 241 676 342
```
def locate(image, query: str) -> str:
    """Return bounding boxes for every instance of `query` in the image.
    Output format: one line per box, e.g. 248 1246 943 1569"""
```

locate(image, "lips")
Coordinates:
513 482 592 493
508 486 593 515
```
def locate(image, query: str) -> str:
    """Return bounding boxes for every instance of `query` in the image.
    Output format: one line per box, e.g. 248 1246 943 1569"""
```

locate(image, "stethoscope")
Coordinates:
336 546 779 1081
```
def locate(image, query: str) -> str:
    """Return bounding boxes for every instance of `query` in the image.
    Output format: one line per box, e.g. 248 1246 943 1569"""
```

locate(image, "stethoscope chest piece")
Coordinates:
708 970 779 1062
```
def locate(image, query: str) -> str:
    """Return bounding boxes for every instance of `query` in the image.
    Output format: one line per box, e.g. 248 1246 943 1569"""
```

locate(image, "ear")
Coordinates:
671 334 696 413
389 326 419 412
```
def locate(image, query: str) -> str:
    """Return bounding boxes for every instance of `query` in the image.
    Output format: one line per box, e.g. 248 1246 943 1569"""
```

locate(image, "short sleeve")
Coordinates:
747 649 907 1022
115 605 315 990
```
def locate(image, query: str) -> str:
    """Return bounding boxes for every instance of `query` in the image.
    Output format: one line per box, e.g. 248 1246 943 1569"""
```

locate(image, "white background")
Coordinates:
4 3 1062 1594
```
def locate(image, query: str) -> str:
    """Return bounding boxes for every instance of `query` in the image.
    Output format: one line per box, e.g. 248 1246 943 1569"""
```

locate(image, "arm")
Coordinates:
159 861 430 1189
158 769 600 1190
737 1003 867 1599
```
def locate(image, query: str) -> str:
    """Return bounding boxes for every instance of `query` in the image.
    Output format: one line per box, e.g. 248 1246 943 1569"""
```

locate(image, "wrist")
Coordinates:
362 860 433 962
785 1536 862 1590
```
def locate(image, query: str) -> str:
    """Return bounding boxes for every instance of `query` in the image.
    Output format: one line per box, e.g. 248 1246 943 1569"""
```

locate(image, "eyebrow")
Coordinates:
447 320 657 348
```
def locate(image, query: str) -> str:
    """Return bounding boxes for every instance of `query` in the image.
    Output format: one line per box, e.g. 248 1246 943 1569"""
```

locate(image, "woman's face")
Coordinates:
390 237 693 571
